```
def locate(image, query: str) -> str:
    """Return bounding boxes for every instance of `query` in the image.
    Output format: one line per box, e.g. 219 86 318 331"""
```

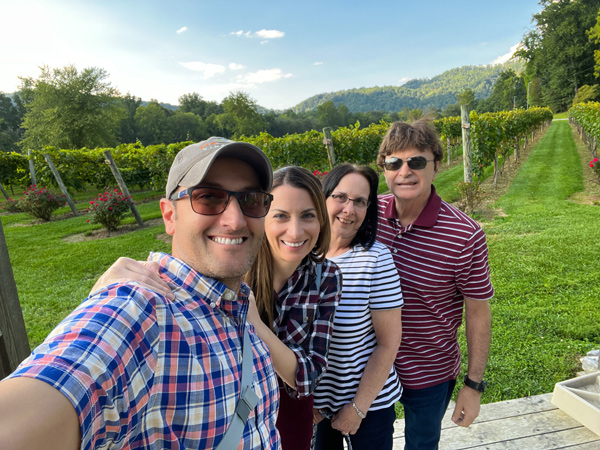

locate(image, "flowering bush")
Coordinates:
456 180 486 215
20 185 66 221
590 158 600 179
0 197 25 213
87 189 132 231
313 170 328 181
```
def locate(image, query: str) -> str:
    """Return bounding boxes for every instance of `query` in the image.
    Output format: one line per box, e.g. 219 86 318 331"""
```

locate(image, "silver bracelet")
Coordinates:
351 399 367 419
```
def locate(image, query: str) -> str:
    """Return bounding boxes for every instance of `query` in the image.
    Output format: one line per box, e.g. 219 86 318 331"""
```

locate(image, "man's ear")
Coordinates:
160 198 176 236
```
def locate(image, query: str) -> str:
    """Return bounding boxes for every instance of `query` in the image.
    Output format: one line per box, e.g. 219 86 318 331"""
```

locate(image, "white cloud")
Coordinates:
231 30 252 37
229 63 245 71
398 77 411 85
490 43 520 65
238 68 292 84
179 61 225 79
255 29 284 39
230 29 285 39
176 27 188 34
314 61 323 66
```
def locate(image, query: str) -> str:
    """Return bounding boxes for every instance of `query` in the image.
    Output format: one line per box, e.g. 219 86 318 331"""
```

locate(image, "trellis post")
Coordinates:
0 219 30 378
103 150 144 227
322 128 336 170
43 154 79 216
460 105 472 184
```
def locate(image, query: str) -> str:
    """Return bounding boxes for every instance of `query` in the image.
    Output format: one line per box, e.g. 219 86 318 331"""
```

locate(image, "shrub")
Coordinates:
0 197 25 213
20 185 66 221
455 179 486 215
87 189 132 231
590 158 600 179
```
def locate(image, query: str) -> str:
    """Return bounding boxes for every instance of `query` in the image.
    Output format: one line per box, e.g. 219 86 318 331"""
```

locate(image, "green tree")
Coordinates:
573 84 600 104
118 93 142 143
18 65 122 150
134 100 174 145
171 111 207 142
516 0 599 112
221 91 264 138
587 7 600 76
478 70 527 112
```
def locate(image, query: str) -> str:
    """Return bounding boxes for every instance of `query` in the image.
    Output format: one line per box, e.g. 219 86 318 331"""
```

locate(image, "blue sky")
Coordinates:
0 0 542 110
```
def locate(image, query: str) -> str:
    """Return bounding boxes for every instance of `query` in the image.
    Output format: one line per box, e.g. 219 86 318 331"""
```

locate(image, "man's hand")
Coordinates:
451 385 481 427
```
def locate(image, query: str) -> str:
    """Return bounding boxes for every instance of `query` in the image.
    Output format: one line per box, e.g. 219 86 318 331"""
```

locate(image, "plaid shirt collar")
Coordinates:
148 251 249 324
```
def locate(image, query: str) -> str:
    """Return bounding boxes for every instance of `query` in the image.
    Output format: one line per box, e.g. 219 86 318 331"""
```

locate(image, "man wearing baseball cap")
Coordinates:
0 137 282 449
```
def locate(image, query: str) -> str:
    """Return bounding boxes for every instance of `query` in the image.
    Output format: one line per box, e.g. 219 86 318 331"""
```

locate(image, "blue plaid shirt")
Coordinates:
10 252 281 449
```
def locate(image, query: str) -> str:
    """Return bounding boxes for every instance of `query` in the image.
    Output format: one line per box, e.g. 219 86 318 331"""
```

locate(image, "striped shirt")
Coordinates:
377 187 494 389
9 252 280 449
312 241 404 412
274 257 342 397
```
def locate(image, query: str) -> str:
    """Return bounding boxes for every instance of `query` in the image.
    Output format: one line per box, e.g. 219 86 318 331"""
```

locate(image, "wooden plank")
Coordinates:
436 409 597 449
392 394 600 449
0 219 30 374
444 428 600 450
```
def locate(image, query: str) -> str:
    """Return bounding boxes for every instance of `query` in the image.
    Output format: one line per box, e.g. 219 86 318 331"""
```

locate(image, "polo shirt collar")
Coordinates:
382 185 441 228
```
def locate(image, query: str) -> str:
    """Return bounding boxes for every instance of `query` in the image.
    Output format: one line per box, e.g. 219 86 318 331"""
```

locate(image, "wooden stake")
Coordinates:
322 128 336 170
43 154 79 216
103 150 144 227
460 105 472 183
0 218 30 376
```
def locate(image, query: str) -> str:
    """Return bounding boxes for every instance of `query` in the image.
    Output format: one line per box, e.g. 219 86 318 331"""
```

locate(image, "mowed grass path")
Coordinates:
1 119 599 405
470 120 600 402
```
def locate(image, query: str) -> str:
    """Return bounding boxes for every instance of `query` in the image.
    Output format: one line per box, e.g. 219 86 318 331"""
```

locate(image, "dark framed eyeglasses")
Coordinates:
329 193 370 210
384 156 434 171
170 186 273 218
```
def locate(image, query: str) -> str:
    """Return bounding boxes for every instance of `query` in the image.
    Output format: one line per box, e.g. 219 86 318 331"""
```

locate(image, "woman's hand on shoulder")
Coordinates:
90 257 173 299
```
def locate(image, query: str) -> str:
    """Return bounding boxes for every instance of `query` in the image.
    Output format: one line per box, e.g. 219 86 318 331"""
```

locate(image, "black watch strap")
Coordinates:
463 375 487 393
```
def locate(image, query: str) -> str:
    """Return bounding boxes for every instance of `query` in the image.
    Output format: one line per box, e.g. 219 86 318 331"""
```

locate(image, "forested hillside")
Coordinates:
293 60 524 113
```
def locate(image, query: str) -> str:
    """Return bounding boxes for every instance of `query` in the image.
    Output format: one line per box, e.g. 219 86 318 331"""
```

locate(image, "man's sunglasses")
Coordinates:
170 187 273 218
384 156 434 171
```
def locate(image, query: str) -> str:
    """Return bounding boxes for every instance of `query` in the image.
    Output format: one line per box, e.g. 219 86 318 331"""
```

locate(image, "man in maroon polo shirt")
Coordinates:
375 120 494 450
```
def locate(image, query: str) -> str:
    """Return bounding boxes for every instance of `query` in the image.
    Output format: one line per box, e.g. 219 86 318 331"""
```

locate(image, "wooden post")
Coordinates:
28 150 37 187
322 128 336 170
460 105 472 183
0 219 31 375
447 138 451 166
103 150 144 227
43 154 79 216
0 182 9 200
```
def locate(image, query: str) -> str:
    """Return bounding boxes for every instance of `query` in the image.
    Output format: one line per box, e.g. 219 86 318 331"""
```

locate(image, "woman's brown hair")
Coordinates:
245 166 330 327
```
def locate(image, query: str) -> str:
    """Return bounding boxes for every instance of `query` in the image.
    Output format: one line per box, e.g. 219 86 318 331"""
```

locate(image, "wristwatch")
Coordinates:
463 375 487 393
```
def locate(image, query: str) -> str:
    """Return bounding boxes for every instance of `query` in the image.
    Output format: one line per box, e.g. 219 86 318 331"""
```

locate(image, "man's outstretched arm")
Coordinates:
0 377 80 450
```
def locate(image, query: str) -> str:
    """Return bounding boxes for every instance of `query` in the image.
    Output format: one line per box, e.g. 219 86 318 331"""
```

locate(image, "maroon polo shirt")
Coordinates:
377 186 494 389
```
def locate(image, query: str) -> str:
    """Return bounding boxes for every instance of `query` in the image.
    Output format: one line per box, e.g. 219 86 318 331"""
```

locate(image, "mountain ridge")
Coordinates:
291 59 524 113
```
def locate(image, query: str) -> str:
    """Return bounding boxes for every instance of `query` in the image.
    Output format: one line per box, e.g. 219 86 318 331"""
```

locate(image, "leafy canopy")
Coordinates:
19 65 122 150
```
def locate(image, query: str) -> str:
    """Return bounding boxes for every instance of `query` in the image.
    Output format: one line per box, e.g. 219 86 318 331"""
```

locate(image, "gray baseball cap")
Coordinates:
165 137 273 199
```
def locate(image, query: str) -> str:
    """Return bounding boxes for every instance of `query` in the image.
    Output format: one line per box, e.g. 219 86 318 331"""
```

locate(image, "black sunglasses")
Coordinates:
384 156 434 171
170 187 273 218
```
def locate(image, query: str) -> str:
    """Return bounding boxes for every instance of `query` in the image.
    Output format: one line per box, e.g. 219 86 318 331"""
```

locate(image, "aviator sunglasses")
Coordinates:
170 186 273 218
384 155 434 171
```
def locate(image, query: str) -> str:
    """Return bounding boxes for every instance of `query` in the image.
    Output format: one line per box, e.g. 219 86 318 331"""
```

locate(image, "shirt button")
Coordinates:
393 248 398 253
222 292 234 300
210 302 217 308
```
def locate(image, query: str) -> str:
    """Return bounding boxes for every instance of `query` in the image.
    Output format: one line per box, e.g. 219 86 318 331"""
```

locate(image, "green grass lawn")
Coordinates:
2 121 599 411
